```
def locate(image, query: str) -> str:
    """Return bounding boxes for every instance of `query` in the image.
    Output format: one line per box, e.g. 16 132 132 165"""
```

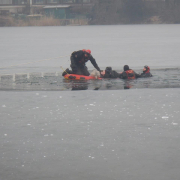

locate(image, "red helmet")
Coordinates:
82 49 86 52
86 49 91 54
143 65 150 73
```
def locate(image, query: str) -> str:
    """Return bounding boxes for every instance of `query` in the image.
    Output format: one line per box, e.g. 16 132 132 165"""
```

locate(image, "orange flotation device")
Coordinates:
64 74 102 80
125 70 136 80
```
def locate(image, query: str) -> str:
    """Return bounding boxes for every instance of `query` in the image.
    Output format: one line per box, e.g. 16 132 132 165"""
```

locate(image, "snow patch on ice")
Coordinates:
172 122 178 125
162 116 169 119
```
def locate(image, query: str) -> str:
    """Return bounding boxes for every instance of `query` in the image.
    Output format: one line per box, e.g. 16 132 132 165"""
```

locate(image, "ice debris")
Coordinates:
162 116 169 119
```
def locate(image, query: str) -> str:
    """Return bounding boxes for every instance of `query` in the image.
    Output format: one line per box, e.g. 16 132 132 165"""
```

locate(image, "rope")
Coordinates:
60 66 69 75
0 55 69 71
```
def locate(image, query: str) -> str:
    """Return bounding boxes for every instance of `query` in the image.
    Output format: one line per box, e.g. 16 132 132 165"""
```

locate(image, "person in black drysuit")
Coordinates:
70 49 101 76
119 65 140 79
140 65 153 78
102 67 119 78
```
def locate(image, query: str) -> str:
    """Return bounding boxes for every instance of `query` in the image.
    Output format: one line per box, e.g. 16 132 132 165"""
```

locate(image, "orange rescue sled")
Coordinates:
64 74 102 80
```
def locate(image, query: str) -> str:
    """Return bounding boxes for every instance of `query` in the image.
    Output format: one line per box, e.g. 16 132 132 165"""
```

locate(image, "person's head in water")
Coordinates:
106 67 112 70
143 65 150 73
105 67 112 74
124 65 129 71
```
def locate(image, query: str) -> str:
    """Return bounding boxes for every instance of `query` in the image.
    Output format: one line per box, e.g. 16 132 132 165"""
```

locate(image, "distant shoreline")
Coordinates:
0 15 178 27
0 16 89 27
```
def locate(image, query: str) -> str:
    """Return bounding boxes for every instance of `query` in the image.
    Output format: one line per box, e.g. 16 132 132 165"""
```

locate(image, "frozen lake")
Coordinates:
0 25 180 180
1 24 180 74
0 90 180 180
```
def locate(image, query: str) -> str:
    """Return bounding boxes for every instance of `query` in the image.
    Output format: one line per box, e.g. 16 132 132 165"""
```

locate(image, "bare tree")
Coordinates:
90 0 180 24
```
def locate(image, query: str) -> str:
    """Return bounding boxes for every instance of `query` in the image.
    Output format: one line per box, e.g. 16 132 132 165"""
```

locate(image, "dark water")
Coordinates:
0 68 180 91
1 25 180 180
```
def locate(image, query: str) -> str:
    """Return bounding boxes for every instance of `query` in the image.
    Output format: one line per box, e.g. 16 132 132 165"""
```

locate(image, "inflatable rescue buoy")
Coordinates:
64 74 102 80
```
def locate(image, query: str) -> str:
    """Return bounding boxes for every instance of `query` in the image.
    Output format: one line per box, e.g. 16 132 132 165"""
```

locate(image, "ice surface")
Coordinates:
0 89 180 180
1 24 180 180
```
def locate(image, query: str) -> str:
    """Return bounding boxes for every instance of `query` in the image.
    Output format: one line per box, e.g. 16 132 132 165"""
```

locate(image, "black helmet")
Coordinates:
124 65 129 71
105 67 112 74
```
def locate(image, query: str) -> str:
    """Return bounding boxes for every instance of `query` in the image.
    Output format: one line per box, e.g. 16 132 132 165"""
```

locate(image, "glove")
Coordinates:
62 71 67 76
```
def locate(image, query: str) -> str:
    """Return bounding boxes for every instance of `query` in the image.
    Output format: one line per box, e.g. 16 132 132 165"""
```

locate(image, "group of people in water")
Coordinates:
62 49 152 79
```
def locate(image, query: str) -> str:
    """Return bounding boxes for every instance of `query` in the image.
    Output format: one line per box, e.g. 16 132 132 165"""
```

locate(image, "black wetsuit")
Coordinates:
70 50 100 76
140 72 153 78
103 67 119 78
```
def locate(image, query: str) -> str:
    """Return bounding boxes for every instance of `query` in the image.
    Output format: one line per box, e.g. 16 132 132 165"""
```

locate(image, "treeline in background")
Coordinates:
89 0 180 24
1 0 180 26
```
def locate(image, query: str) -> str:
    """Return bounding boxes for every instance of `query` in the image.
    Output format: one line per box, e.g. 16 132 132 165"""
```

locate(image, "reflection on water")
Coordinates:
63 78 153 91
63 79 89 91
0 68 180 91
63 68 180 90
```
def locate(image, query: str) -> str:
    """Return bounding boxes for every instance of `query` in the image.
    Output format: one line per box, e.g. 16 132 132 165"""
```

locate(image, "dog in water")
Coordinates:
90 69 101 79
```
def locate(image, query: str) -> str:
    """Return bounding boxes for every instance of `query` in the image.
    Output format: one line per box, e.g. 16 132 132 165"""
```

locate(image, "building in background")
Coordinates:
43 5 71 19
0 0 92 16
